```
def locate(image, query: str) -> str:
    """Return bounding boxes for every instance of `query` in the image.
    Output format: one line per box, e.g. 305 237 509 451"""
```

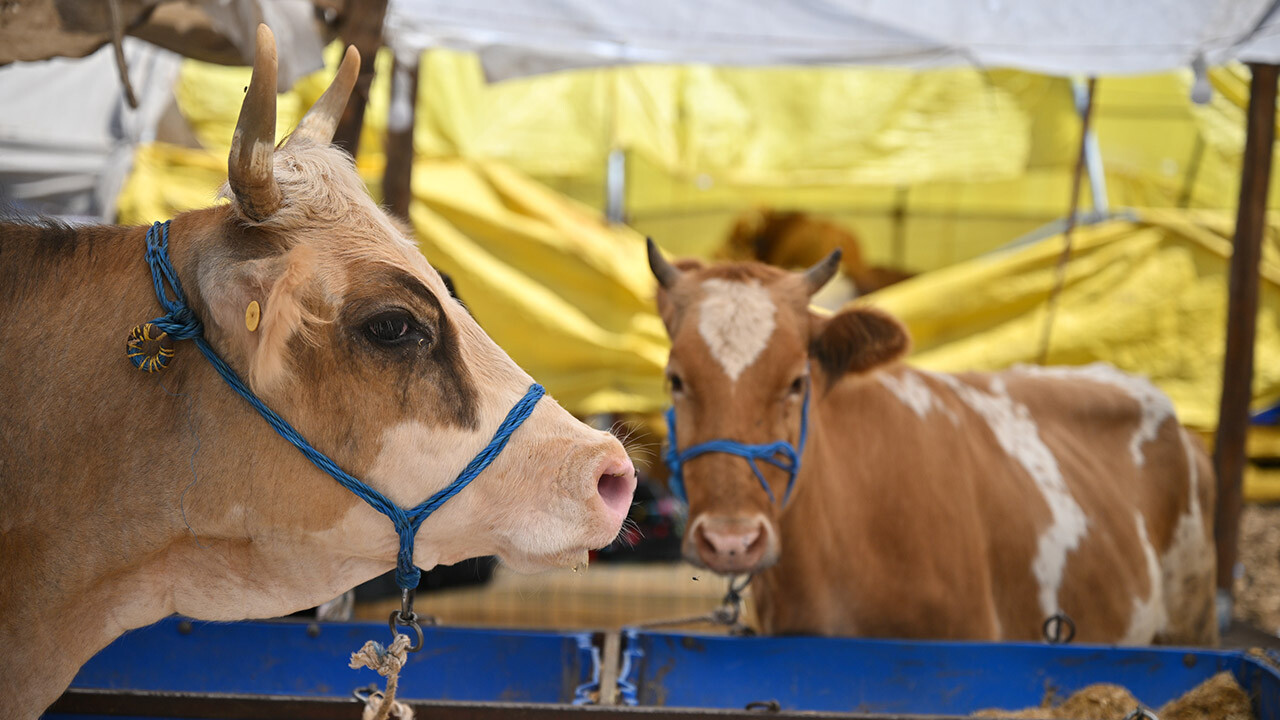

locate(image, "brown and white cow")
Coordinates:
649 242 1216 645
0 27 635 717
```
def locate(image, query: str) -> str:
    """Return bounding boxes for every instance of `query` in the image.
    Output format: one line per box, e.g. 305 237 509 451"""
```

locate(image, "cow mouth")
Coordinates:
500 546 592 574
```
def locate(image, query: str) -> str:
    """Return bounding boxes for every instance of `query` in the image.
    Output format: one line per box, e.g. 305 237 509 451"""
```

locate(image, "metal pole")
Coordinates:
1213 63 1279 613
1072 77 1108 216
606 148 627 225
1037 78 1096 365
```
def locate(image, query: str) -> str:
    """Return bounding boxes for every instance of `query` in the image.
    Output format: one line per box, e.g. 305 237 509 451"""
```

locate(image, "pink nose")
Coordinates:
596 458 637 520
694 519 769 573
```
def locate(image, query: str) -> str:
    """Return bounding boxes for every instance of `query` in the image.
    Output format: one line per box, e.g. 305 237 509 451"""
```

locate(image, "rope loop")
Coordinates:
126 322 175 373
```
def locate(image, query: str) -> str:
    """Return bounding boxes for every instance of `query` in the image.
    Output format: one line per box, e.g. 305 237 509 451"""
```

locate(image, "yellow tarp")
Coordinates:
117 47 1280 428
865 208 1280 432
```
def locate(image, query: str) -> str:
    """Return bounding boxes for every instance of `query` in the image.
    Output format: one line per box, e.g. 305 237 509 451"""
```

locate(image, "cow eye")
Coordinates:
364 311 426 347
788 377 806 396
669 373 685 395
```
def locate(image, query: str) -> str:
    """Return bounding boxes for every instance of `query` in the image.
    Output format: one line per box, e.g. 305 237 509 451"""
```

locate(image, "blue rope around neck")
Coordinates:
138 221 544 589
662 381 810 508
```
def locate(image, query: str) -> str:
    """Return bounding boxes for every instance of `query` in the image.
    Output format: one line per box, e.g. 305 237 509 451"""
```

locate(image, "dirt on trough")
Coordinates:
973 671 1252 719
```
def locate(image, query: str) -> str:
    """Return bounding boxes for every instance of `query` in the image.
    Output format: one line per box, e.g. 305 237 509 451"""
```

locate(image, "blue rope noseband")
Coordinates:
662 381 811 508
133 221 544 589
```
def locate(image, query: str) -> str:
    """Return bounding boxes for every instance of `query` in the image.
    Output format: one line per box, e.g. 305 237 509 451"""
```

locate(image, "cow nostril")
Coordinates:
597 472 635 517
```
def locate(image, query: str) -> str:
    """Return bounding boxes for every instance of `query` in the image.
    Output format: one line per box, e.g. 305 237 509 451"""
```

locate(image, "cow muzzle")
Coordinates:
686 514 777 575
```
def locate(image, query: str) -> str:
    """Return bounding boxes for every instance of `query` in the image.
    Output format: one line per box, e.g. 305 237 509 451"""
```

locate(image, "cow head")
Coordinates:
649 240 908 575
180 26 635 610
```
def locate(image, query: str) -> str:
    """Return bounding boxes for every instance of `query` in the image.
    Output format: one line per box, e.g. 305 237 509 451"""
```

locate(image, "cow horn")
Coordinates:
228 24 282 221
647 238 682 289
803 249 843 295
287 45 361 147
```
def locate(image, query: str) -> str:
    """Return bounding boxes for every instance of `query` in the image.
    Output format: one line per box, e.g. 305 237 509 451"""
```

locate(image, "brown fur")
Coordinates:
722 208 915 294
655 257 1217 645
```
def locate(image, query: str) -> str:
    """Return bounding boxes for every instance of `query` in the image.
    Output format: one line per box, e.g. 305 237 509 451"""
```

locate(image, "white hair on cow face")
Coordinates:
696 278 778 382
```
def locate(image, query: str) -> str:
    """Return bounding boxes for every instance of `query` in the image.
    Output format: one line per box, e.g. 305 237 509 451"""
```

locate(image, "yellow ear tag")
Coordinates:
245 300 261 332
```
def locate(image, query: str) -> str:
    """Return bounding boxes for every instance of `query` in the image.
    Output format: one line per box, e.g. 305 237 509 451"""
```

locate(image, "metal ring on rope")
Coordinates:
388 609 425 653
1042 612 1076 644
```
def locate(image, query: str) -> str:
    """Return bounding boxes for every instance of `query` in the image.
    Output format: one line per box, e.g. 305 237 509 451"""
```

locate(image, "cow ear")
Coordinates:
200 245 321 392
809 306 910 379
654 257 705 332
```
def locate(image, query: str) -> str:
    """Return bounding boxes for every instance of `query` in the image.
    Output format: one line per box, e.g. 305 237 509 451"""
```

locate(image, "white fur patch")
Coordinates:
878 370 958 424
934 374 1088 618
1121 511 1167 644
697 279 777 381
1014 363 1175 467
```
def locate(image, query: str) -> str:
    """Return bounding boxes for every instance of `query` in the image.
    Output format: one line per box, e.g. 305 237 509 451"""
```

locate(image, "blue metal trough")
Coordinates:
45 619 1280 718
46 617 598 719
620 629 1280 717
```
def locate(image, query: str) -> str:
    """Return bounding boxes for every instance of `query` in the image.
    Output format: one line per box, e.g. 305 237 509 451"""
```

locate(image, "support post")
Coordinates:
383 52 420 222
1214 63 1279 606
332 0 390 158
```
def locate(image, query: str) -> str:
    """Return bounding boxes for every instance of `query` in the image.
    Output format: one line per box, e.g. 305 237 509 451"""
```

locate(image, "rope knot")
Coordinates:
350 634 412 678
351 634 415 720
151 306 203 341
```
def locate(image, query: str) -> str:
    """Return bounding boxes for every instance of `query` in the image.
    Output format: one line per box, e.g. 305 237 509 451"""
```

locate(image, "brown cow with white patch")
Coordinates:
649 241 1216 645
0 28 636 717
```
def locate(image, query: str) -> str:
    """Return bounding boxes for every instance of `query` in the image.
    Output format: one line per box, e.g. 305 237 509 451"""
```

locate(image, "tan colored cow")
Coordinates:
649 242 1216 645
0 28 636 717
722 208 915 295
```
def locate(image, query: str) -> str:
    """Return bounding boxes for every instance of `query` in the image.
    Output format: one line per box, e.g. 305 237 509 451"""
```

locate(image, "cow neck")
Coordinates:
132 220 545 594
747 398 843 634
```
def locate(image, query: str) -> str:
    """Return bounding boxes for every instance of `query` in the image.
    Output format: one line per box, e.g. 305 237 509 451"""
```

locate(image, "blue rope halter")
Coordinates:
662 380 811 507
133 221 544 589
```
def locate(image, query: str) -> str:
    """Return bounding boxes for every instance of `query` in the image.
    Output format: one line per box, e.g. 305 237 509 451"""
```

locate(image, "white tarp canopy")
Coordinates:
0 0 322 220
385 0 1280 80
0 39 180 219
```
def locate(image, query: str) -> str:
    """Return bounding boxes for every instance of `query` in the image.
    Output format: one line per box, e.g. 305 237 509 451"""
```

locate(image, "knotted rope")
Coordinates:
351 634 415 720
129 221 545 590
664 379 811 507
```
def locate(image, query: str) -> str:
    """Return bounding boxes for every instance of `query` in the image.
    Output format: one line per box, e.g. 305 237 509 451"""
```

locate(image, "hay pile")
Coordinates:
1236 504 1280 633
975 671 1252 719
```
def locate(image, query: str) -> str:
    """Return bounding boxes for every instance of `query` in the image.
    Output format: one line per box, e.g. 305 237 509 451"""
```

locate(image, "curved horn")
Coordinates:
803 249 842 295
287 45 361 147
228 24 282 221
647 237 682 289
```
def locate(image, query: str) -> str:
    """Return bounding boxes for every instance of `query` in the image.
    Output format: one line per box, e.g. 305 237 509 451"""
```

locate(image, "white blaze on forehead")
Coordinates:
1014 363 1175 467
1121 511 1168 644
697 278 777 381
934 374 1088 618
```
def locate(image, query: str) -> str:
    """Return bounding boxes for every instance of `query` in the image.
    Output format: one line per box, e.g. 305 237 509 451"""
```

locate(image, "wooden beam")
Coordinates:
332 0 390 157
383 53 419 222
1214 62 1278 593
